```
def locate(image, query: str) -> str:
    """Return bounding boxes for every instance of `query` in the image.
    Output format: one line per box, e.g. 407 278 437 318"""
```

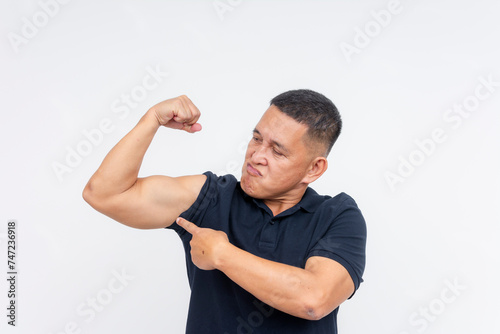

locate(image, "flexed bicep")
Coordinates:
90 174 206 229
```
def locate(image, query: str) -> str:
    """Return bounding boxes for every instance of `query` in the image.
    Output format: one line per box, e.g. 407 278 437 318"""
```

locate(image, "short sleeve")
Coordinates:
307 194 367 295
166 171 236 235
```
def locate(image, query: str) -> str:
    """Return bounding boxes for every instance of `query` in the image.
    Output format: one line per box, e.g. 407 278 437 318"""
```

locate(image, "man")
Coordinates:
83 89 366 333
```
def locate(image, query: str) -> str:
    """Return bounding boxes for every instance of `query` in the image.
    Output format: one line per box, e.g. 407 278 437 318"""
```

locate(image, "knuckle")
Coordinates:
173 100 183 109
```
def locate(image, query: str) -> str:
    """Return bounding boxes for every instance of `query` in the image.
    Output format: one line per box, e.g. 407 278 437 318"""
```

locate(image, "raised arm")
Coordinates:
82 95 206 229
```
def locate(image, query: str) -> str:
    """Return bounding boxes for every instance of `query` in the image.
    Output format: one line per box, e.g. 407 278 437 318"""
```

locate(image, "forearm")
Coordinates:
84 109 160 197
216 244 323 320
176 217 353 320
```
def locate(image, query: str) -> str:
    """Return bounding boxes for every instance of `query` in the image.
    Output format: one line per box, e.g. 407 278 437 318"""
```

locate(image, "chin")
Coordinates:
240 175 260 198
240 175 252 193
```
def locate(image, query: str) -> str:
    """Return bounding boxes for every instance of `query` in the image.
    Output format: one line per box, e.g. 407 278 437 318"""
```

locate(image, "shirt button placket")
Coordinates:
259 217 279 248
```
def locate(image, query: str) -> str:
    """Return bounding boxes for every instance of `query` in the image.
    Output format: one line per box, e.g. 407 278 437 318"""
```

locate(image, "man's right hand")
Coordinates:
149 95 202 133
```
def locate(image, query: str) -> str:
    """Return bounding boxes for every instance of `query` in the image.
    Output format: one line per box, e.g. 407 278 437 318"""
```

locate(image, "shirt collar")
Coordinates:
296 187 324 213
239 184 324 217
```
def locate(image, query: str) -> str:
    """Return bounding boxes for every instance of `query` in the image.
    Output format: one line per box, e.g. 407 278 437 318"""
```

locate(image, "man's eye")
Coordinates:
273 149 284 157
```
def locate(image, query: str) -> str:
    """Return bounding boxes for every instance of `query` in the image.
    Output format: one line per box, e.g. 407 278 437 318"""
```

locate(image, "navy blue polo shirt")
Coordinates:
168 171 366 334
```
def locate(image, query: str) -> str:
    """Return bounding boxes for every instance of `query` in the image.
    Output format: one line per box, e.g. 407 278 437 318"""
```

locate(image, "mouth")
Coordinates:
246 163 262 177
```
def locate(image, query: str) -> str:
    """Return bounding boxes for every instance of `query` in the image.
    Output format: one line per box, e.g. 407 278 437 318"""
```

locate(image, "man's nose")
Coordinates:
250 145 268 165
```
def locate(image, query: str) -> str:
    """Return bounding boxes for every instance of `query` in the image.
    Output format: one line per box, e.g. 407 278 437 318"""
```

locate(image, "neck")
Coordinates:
263 189 306 216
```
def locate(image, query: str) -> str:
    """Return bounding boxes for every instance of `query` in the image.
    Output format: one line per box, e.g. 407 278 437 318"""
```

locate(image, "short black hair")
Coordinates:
270 89 342 156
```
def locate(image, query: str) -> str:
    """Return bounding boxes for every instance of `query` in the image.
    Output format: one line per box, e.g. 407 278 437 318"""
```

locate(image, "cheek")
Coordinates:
274 161 303 180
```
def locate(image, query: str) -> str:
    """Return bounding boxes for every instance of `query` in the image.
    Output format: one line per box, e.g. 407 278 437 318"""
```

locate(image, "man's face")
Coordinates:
240 105 317 201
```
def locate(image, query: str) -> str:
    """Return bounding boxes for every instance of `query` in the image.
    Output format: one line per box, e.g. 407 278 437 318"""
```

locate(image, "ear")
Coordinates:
302 156 328 184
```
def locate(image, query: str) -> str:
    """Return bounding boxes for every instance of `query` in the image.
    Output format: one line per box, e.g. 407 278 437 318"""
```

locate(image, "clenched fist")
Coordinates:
149 95 202 133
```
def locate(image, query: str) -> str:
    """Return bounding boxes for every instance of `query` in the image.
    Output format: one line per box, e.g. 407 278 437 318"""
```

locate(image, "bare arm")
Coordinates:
177 218 355 320
83 96 206 229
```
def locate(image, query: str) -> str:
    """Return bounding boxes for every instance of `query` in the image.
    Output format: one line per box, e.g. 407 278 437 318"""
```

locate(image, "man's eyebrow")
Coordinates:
271 140 289 154
253 128 289 154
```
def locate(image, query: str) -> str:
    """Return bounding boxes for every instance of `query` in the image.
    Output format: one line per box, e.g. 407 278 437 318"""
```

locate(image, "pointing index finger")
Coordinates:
176 217 198 234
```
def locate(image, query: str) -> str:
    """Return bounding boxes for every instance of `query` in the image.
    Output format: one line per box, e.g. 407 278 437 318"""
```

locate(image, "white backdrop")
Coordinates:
1 0 499 333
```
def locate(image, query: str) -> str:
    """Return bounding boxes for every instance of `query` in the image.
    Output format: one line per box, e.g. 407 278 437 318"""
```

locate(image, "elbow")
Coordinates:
300 293 334 321
82 185 94 209
82 180 100 208
274 274 336 321
82 182 90 202
82 180 115 218
302 306 328 321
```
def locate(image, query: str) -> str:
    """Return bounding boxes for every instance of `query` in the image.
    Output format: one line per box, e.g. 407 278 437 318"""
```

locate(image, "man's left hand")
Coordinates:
176 217 230 270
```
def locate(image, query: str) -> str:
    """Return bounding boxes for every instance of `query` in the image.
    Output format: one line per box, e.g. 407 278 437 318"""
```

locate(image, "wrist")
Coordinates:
142 108 165 130
213 241 236 271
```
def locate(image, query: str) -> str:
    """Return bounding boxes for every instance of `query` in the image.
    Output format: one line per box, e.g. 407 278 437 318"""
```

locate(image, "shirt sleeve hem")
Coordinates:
307 249 362 298
166 171 214 235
